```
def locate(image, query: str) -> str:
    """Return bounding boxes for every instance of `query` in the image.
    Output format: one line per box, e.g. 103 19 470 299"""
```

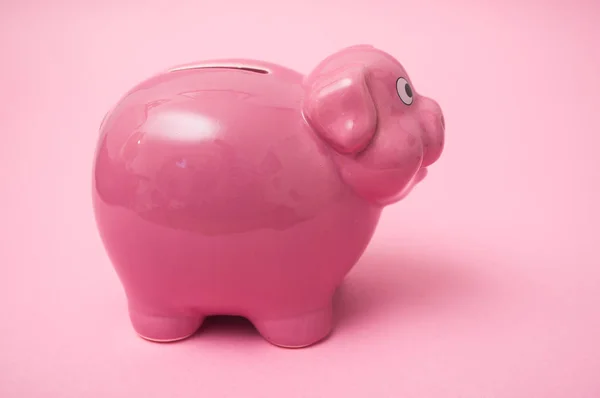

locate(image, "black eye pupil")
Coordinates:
405 83 413 98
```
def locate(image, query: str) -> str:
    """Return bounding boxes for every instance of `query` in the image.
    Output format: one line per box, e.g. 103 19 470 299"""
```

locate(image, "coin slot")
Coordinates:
170 64 270 74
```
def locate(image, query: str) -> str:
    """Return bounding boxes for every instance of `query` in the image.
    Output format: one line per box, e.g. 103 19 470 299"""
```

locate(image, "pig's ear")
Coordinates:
303 65 377 154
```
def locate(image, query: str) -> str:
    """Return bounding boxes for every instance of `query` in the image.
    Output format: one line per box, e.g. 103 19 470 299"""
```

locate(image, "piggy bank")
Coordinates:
92 44 445 348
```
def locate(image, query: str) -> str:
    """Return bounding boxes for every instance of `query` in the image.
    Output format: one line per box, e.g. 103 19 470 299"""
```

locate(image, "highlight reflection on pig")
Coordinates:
92 45 445 348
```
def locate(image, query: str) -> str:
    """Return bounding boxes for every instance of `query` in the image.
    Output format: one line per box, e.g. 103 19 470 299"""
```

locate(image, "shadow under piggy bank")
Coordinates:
332 250 486 331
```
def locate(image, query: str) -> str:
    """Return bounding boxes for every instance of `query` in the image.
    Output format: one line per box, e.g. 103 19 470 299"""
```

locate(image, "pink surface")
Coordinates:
1 0 599 397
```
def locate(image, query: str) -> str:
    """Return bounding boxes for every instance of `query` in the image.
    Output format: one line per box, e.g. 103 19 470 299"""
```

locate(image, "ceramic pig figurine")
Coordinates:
92 44 445 348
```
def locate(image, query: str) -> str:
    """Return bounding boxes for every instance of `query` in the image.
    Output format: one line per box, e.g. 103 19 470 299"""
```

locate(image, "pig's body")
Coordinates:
93 60 381 347
93 45 445 347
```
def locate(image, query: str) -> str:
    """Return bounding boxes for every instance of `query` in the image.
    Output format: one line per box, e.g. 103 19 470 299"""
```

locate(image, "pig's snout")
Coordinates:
419 97 445 167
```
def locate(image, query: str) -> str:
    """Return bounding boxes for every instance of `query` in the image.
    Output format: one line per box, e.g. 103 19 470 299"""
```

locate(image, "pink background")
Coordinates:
1 0 599 397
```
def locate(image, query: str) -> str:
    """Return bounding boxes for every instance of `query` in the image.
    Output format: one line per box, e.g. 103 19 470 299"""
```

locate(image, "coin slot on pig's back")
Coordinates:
169 63 270 74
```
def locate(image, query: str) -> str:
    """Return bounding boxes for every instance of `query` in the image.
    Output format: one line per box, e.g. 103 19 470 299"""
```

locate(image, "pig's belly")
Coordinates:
93 183 381 316
93 128 382 315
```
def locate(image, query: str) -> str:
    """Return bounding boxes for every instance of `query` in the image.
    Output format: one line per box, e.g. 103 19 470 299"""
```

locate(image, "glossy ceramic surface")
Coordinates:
92 44 445 348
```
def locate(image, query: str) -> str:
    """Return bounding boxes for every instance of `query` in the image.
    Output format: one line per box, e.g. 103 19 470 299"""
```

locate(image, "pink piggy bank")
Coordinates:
92 45 445 348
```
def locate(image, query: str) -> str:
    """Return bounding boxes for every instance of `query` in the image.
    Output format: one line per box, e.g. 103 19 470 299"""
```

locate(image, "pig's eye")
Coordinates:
396 77 413 106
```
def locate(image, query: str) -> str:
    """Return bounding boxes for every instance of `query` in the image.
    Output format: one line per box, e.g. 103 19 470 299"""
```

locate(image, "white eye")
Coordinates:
396 77 414 105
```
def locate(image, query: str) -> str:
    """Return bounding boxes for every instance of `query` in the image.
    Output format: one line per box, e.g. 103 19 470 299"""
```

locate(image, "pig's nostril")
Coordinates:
440 114 445 130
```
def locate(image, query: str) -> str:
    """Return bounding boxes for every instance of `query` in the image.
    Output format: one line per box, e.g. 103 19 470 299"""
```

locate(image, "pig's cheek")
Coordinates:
335 156 418 203
358 131 424 173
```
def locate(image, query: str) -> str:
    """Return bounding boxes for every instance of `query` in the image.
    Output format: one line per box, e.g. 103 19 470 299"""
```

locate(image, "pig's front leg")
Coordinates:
251 300 334 348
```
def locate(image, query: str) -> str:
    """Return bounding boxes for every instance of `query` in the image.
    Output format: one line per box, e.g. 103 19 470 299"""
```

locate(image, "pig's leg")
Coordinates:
252 301 334 348
128 305 205 342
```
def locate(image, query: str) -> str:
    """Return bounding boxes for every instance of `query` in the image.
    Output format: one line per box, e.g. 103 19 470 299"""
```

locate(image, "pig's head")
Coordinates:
302 45 445 206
